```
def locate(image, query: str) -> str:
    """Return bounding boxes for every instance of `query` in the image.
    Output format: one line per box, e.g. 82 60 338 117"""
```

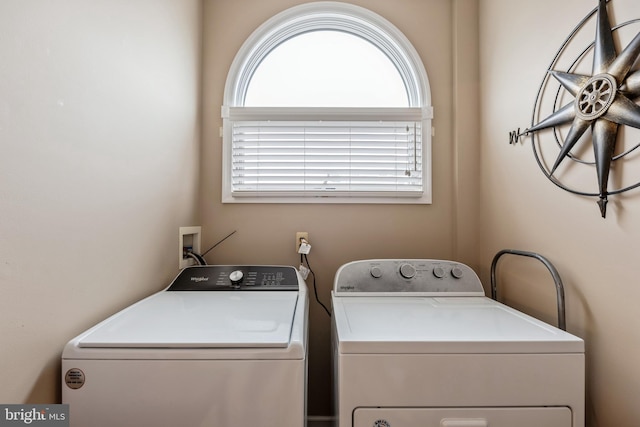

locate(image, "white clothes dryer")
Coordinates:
332 259 584 427
63 265 308 427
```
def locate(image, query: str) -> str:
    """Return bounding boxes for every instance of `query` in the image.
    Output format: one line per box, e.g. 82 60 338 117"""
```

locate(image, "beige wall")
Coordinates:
202 0 479 416
0 0 201 403
479 0 640 426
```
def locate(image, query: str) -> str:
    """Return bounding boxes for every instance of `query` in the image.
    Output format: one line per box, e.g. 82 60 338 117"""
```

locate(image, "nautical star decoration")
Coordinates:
514 0 640 218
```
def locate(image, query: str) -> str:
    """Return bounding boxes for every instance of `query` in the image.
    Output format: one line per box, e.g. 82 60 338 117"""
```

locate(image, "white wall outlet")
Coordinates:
179 226 201 269
296 232 309 252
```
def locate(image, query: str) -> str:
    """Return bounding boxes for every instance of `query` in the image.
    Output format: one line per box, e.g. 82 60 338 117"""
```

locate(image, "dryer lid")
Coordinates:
78 291 299 348
332 296 584 354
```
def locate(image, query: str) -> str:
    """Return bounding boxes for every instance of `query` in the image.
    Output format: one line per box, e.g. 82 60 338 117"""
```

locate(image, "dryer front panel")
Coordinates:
354 407 572 427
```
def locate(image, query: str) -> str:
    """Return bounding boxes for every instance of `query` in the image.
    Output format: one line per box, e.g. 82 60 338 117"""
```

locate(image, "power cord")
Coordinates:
301 253 331 317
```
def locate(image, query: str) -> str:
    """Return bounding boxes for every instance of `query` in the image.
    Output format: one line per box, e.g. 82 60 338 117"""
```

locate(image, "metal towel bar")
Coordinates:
490 249 566 331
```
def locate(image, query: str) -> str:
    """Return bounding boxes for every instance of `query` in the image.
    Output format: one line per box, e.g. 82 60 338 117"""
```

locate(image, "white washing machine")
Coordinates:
62 265 308 427
332 259 584 427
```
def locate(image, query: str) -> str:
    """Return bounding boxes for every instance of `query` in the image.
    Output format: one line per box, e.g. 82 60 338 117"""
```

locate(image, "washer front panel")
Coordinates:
62 357 305 427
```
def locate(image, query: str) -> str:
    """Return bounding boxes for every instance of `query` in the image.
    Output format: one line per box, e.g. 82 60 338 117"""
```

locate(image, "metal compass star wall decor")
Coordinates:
511 0 640 218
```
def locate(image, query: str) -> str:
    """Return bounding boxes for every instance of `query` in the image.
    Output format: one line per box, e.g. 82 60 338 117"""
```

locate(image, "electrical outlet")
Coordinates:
179 226 201 269
296 232 308 252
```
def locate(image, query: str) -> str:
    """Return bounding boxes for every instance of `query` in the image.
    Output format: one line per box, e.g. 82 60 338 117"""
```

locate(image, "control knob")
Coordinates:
451 266 464 279
370 266 383 278
229 270 244 287
399 263 416 279
433 266 446 279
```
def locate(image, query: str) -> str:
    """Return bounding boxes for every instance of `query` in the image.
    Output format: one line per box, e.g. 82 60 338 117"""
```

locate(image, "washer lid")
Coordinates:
78 291 299 348
332 296 584 354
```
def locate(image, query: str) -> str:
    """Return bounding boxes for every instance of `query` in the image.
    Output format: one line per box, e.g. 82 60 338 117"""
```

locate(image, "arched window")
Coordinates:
222 2 433 203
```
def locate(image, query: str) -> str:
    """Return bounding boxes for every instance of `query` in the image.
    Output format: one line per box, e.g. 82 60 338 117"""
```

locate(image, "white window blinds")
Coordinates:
224 108 427 199
221 3 433 203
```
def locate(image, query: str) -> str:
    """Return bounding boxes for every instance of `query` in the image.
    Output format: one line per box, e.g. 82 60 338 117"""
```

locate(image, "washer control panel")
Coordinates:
167 265 300 291
333 259 484 295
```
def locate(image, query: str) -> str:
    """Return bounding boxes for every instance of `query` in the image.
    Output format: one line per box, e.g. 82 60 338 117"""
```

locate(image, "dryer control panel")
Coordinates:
168 265 300 291
333 259 484 296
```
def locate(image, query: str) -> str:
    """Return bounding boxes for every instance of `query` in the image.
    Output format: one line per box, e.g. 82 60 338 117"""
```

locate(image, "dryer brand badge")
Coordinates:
190 276 209 283
373 420 390 427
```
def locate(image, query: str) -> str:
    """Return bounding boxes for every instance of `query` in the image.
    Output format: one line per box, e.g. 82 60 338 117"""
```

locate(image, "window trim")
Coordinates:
222 1 433 204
